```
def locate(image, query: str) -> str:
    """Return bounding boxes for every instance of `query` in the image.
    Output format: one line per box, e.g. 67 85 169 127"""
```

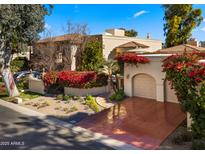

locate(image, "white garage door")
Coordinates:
165 80 179 103
133 74 156 99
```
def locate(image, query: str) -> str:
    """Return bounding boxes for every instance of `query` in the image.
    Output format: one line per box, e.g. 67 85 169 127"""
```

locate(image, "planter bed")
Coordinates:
18 95 113 124
64 86 108 96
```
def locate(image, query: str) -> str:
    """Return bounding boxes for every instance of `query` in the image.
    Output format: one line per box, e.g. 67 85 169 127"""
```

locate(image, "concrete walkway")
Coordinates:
0 103 114 150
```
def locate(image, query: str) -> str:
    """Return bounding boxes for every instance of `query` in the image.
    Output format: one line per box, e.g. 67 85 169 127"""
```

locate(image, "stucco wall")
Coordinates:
124 54 179 103
102 35 162 60
29 77 45 95
165 80 179 103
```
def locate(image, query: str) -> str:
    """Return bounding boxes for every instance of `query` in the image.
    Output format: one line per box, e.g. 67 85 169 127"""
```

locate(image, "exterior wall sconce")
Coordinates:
126 74 130 79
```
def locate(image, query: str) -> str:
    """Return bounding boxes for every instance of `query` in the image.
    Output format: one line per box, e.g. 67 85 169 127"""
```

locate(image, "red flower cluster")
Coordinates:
115 53 150 64
163 61 192 72
187 64 205 83
163 52 205 84
43 71 103 88
58 71 97 87
43 71 59 87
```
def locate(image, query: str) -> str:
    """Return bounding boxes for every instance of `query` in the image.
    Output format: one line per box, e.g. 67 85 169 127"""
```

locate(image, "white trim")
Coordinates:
198 59 205 63
139 54 172 57
101 34 162 42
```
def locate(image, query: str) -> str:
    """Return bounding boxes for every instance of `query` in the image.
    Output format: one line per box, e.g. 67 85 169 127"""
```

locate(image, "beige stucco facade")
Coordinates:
124 54 179 103
102 35 162 60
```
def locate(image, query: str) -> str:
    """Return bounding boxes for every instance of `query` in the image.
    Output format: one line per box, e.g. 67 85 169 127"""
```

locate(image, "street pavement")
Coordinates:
0 102 113 150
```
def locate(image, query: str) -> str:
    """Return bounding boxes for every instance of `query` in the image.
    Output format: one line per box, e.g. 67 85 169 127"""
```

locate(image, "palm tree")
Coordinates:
99 60 119 93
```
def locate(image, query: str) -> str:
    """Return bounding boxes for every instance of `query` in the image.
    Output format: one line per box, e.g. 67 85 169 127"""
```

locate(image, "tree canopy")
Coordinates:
80 41 105 71
119 28 138 37
163 4 203 47
0 4 53 96
0 5 53 55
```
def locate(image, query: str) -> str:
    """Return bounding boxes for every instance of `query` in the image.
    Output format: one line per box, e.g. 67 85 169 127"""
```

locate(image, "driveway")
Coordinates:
0 103 113 150
77 97 186 150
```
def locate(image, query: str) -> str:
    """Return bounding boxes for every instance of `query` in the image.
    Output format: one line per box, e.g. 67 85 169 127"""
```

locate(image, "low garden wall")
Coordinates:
43 71 109 96
64 86 108 96
29 76 45 95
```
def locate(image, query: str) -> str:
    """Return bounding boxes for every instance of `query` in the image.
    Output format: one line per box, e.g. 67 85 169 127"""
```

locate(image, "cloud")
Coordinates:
44 23 51 30
133 10 149 18
201 26 205 32
203 19 205 22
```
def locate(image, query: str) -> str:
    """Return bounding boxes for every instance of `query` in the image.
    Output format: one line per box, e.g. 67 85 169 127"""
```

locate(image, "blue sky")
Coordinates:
43 4 205 42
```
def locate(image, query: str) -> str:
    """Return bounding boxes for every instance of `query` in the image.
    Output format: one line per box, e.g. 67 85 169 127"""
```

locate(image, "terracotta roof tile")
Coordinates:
116 41 149 48
36 34 85 44
156 44 205 54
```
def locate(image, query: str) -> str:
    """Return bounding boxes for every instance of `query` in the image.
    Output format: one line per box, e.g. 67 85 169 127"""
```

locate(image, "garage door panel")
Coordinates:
133 74 156 99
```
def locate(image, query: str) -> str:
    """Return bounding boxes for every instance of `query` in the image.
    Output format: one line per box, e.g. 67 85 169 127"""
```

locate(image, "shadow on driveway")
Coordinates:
0 105 113 150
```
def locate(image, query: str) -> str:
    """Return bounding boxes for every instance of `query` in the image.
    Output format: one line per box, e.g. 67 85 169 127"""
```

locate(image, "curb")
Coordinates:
0 99 140 150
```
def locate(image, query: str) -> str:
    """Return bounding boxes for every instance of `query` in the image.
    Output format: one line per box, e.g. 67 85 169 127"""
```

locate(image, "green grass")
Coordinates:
19 91 42 101
0 91 42 102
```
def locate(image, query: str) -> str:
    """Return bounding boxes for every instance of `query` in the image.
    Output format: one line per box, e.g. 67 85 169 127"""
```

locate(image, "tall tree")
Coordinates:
81 41 105 71
163 4 203 47
0 4 53 96
119 28 138 37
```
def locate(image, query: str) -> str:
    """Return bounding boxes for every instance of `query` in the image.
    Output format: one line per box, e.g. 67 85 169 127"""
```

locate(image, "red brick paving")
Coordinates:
77 97 186 149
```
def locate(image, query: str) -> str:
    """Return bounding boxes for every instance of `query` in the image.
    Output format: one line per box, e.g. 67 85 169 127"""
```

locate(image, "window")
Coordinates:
56 52 63 63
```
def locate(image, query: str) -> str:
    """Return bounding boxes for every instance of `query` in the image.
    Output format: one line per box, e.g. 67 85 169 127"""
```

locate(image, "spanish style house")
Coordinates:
30 29 162 71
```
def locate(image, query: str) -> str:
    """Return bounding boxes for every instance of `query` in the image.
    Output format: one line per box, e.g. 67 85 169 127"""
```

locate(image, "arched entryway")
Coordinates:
132 73 156 100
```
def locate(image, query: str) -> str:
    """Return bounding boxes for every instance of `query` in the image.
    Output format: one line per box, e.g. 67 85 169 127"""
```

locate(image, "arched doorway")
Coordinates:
132 74 156 100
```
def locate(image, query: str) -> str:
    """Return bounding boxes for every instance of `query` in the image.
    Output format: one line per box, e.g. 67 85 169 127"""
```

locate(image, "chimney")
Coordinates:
147 33 151 39
105 29 125 36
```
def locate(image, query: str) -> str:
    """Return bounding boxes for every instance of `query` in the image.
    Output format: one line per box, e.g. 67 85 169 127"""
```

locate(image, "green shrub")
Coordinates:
85 95 99 112
80 41 105 71
11 57 29 72
115 93 124 101
192 140 205 150
171 131 192 145
63 95 71 101
17 76 29 90
109 94 116 101
56 94 63 100
109 90 126 101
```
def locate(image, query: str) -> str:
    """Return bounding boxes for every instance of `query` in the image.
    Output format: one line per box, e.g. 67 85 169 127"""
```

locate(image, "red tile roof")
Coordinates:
36 34 85 44
116 41 149 48
156 44 205 54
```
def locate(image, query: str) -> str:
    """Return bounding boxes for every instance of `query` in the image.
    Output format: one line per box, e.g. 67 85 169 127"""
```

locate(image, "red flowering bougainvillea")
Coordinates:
43 71 108 88
58 71 97 88
115 53 150 64
43 71 59 88
162 52 205 140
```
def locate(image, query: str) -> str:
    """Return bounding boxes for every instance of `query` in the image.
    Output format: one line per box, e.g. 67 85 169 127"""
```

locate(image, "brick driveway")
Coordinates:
77 97 186 149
